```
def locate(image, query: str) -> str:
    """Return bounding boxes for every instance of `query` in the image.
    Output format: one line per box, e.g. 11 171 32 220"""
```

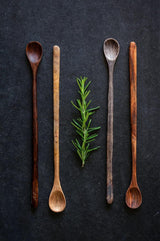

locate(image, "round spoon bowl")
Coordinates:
26 41 43 64
125 186 142 209
104 38 120 61
49 189 66 213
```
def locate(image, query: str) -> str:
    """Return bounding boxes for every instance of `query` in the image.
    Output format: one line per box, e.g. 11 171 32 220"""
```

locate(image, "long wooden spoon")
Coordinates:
125 42 142 209
26 41 43 208
49 45 66 213
103 38 120 204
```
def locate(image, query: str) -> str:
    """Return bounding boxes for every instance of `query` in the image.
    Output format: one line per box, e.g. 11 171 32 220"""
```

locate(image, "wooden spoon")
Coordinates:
49 46 66 213
103 38 120 204
125 42 142 209
26 41 43 208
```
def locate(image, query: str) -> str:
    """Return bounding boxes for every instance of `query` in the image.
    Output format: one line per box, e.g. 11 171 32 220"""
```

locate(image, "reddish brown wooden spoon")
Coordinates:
26 41 42 208
125 42 142 209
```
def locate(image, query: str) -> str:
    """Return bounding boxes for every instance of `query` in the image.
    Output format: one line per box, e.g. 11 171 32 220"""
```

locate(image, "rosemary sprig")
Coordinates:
71 77 100 167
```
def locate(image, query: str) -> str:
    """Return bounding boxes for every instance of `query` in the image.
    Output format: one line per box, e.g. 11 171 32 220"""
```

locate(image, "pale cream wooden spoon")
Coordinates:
49 45 66 213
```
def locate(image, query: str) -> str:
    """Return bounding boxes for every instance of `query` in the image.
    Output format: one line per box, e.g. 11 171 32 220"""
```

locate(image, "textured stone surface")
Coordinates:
0 0 160 240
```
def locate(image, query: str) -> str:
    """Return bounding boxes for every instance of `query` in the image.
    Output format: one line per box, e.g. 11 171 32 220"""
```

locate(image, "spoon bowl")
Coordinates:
125 186 142 209
104 38 120 62
26 41 42 65
49 188 66 212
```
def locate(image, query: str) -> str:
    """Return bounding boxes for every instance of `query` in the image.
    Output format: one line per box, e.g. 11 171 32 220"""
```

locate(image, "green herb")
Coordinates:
71 77 100 167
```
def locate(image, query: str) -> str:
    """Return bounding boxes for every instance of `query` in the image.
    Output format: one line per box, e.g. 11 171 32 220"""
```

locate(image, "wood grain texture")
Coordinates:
26 41 42 208
129 41 137 185
103 38 120 204
125 41 142 209
32 68 38 208
48 45 66 213
53 45 60 184
106 63 114 204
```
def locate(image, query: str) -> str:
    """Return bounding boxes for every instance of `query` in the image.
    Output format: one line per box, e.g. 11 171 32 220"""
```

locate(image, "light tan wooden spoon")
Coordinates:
26 41 43 208
49 45 66 213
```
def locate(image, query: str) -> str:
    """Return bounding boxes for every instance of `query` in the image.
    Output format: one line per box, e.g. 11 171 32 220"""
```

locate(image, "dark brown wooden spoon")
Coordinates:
103 38 120 204
26 41 42 208
125 42 142 209
49 46 66 213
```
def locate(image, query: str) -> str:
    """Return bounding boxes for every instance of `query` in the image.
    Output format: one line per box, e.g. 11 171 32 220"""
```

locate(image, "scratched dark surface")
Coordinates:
0 0 160 240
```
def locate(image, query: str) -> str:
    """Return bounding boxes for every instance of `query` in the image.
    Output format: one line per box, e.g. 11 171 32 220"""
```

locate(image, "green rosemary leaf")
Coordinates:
84 112 89 124
77 149 82 159
71 77 100 167
88 111 95 116
86 143 90 150
84 81 91 91
87 119 92 129
77 99 82 108
71 121 82 131
86 139 95 143
84 90 91 99
88 126 101 132
87 133 98 140
72 119 81 128
75 139 81 149
87 146 100 152
87 106 100 112
72 140 78 149
76 78 82 90
76 130 84 138
71 101 80 111
86 100 92 108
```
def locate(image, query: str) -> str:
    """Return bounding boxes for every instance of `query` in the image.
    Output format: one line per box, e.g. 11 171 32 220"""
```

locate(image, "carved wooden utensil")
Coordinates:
49 46 66 213
125 42 142 209
103 38 120 204
26 41 43 208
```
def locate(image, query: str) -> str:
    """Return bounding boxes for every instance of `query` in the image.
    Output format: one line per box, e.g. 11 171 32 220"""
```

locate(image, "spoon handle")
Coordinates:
129 42 137 185
32 68 38 208
53 46 60 184
107 64 114 204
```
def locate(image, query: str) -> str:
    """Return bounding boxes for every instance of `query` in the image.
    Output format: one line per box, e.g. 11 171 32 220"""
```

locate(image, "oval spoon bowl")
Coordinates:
104 38 120 62
49 189 66 213
125 186 142 209
26 41 43 65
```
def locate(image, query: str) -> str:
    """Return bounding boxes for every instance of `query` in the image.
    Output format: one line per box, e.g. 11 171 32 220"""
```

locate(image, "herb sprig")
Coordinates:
71 77 100 167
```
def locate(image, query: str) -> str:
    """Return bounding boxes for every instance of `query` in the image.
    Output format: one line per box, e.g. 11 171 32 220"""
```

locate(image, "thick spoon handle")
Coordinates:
53 46 60 184
32 69 38 208
107 64 114 204
129 42 137 185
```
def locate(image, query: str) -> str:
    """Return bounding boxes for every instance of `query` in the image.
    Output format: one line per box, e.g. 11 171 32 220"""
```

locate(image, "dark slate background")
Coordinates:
0 0 160 240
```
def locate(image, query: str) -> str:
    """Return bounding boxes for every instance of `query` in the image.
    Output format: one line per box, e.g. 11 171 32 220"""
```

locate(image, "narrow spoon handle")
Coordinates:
129 42 137 185
107 64 114 204
32 69 38 208
53 46 60 184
